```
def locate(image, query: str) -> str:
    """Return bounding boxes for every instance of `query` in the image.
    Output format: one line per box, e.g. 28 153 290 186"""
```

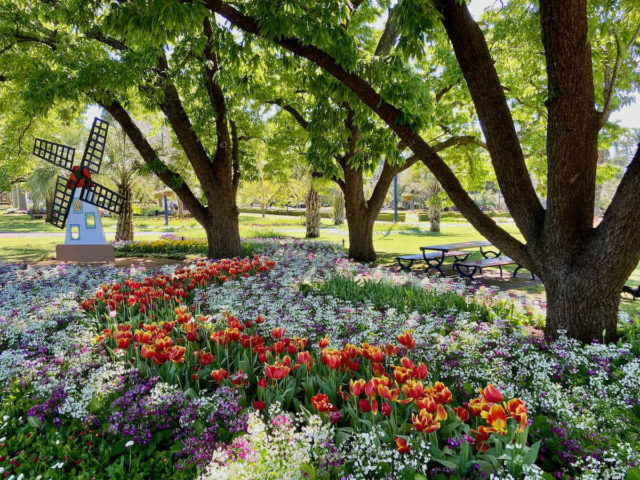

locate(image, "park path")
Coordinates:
0 231 166 238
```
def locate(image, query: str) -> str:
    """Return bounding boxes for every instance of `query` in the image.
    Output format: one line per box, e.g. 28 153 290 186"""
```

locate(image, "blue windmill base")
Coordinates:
55 190 115 262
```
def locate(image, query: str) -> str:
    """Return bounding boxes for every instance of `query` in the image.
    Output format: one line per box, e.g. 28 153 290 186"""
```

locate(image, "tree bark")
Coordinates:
305 186 320 238
116 182 134 242
204 194 242 259
333 191 345 225
543 264 620 343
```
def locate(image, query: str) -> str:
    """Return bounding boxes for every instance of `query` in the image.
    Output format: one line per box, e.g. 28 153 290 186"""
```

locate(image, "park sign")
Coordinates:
32 118 124 261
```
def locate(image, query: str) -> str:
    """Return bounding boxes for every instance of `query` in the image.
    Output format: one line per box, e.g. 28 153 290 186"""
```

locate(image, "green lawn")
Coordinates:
1 211 639 316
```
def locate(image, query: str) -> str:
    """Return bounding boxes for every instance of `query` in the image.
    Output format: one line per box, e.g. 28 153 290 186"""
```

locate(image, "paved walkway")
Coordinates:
0 231 165 238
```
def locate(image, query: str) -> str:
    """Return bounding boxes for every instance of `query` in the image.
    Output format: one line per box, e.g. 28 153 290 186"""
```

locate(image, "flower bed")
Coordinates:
0 240 639 479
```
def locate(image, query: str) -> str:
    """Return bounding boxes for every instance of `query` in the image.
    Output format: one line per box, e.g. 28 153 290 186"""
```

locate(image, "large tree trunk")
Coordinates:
203 188 242 259
346 206 376 262
305 186 320 238
116 183 134 242
342 165 378 262
543 263 621 343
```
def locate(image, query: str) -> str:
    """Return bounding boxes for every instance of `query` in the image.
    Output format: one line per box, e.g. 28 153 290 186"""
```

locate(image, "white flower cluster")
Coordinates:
203 404 333 480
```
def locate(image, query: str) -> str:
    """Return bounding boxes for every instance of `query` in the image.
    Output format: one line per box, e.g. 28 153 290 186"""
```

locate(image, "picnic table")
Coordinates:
420 241 501 276
396 240 535 279
396 240 500 276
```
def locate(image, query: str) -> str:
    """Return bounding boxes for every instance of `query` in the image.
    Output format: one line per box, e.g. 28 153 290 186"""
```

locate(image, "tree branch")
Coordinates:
432 135 487 152
101 100 208 222
432 0 544 238
599 24 640 128
267 99 309 130
374 6 399 57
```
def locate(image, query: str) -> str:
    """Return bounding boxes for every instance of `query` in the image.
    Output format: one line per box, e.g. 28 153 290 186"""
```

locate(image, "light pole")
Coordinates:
393 175 398 222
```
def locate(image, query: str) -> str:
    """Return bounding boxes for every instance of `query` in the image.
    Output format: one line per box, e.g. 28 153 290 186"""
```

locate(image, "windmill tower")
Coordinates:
33 118 124 261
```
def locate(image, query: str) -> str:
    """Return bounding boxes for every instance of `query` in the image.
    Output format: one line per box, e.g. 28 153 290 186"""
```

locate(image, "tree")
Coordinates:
205 0 640 342
102 113 148 242
0 1 264 258
252 6 482 261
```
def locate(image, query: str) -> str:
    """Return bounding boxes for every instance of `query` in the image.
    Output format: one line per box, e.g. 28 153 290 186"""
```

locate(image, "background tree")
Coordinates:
0 1 266 258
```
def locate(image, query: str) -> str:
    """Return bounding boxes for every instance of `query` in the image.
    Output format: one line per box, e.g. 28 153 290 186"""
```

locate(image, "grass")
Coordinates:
1 211 639 317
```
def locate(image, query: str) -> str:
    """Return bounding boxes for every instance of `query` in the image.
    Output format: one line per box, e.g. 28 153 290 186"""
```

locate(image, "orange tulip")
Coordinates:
412 408 441 434
321 349 342 370
141 344 155 359
397 330 415 349
403 380 425 399
393 366 411 384
271 327 286 340
378 384 400 402
395 436 411 454
350 379 366 397
468 397 488 417
483 404 507 434
415 395 437 413
506 398 528 432
480 384 504 403
169 346 186 363
319 335 329 348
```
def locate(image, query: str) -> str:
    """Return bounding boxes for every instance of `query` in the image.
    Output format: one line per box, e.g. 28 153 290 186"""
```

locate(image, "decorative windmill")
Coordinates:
33 117 124 261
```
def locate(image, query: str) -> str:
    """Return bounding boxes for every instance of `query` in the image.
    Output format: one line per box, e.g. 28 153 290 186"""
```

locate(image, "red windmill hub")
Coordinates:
67 165 95 189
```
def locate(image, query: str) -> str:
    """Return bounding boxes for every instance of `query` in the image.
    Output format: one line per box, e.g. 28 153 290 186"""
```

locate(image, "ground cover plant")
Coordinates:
0 240 639 479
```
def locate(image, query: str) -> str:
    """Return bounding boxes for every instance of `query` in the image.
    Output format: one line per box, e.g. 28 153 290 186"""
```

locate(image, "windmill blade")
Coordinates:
33 138 75 171
79 180 124 215
79 117 109 175
47 175 76 229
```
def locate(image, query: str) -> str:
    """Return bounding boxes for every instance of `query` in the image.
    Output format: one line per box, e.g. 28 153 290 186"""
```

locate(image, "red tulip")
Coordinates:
358 398 371 413
454 406 470 422
311 393 334 413
297 351 312 371
381 402 392 416
264 362 290 381
319 335 329 349
413 362 428 380
395 436 411 454
253 401 266 411
350 379 366 397
211 368 228 382
199 352 214 366
480 384 503 403
257 377 267 389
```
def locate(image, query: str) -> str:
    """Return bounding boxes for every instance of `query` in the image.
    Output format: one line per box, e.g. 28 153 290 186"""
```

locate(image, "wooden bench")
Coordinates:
623 284 640 300
396 250 469 276
455 256 535 280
